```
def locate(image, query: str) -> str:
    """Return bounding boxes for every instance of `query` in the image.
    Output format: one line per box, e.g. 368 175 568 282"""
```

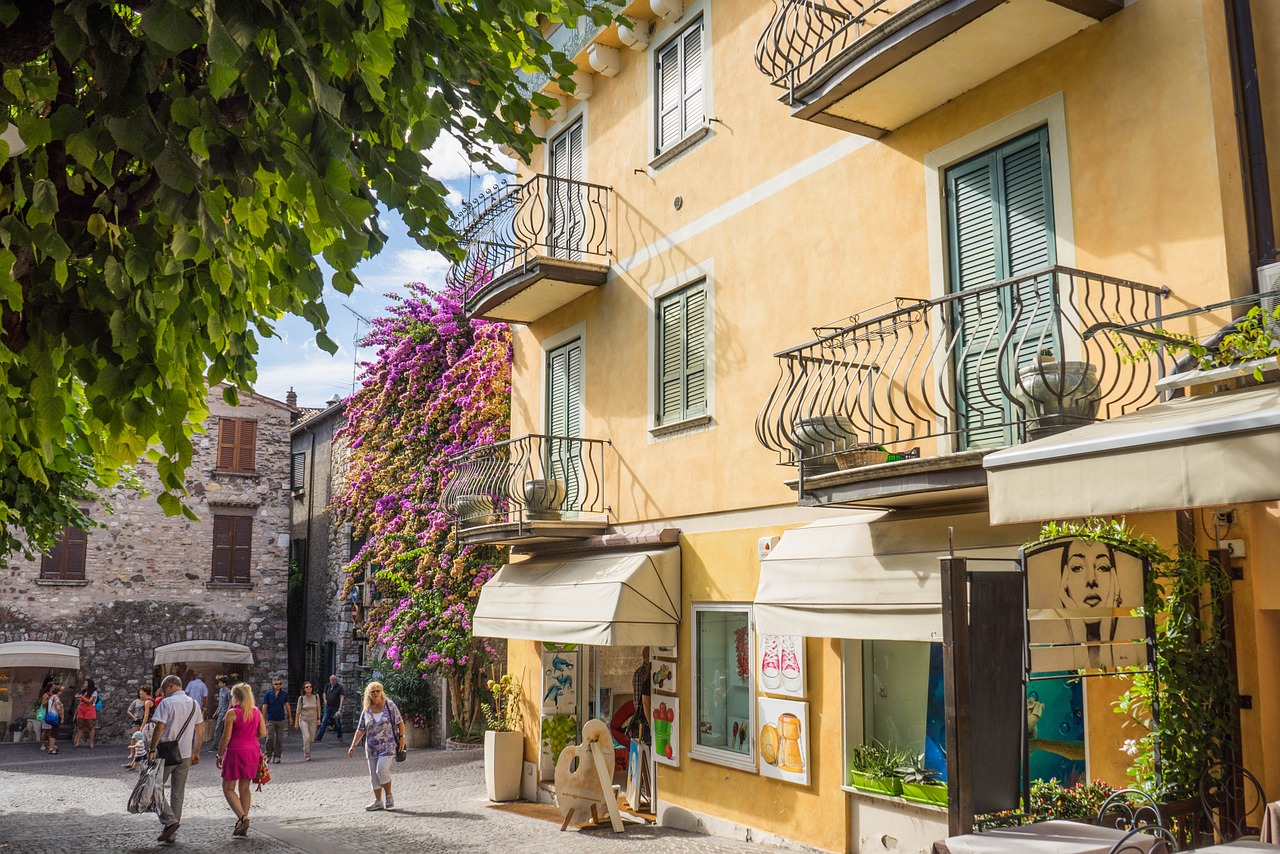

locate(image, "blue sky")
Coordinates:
252 133 510 409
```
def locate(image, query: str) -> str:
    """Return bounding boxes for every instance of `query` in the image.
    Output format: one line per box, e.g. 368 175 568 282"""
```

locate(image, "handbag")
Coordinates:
252 753 271 791
127 761 170 815
35 705 46 723
156 703 197 765
396 747 407 763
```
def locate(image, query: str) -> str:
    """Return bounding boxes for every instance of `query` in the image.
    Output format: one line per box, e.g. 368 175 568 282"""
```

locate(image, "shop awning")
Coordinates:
0 641 80 670
473 547 680 646
153 641 255 666
755 512 1039 642
984 385 1280 525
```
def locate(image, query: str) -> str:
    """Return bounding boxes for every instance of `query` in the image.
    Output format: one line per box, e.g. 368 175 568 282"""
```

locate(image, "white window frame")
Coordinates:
689 602 756 771
648 2 713 168
648 260 715 440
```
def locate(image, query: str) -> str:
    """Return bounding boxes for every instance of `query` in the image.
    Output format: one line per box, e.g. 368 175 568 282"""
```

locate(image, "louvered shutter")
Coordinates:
549 121 585 260
682 24 705 134
656 40 681 150
658 297 685 423
291 451 306 491
212 515 234 582
236 419 257 473
231 517 253 583
217 418 237 470
946 127 1054 449
657 282 708 424
62 527 88 580
546 339 583 510
683 285 708 416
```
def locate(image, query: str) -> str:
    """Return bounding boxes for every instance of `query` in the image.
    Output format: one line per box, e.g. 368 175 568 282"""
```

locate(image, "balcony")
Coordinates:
754 0 1123 137
755 266 1171 508
442 434 611 545
448 174 612 324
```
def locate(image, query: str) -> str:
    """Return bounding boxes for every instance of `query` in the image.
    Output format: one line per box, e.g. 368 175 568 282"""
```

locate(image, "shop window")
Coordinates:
691 604 754 769
843 640 947 781
216 417 257 473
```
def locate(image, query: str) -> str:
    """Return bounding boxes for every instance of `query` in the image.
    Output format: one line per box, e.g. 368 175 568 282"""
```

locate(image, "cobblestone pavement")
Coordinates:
0 734 792 853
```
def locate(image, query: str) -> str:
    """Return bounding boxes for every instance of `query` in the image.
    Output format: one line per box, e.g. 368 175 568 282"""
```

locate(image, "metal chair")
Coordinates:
1199 761 1268 842
1097 788 1166 832
1108 824 1180 854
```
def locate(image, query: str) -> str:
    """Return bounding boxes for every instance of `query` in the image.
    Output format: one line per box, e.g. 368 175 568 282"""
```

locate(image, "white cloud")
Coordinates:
356 248 451 295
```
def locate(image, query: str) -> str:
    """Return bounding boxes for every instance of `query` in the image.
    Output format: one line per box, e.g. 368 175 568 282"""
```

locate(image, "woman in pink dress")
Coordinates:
215 682 266 837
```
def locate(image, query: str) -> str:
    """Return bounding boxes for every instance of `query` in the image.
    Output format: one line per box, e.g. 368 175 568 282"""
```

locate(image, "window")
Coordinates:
211 514 253 583
40 527 88 581
546 337 584 508
843 640 947 780
656 281 708 425
290 451 306 491
655 17 705 153
216 417 258 473
691 604 754 768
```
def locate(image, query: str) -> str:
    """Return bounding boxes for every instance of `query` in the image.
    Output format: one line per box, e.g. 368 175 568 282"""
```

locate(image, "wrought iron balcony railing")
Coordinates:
755 266 1171 476
441 434 609 532
446 174 611 309
755 0 906 97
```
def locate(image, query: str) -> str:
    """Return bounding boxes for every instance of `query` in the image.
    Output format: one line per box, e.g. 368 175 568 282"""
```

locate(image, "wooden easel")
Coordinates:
555 721 624 833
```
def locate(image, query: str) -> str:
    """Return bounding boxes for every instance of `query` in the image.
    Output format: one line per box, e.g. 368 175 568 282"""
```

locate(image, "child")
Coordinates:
123 730 145 770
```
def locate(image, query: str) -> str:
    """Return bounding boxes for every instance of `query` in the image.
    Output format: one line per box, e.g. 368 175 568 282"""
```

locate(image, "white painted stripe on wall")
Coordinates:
614 132 873 273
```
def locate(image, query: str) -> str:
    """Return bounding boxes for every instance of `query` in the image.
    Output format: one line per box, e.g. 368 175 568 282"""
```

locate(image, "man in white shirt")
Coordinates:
148 674 204 844
185 672 210 747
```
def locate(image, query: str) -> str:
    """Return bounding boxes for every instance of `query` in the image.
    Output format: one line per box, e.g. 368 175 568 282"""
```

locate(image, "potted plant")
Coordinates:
482 673 525 802
522 477 566 520
896 754 948 806
1014 349 1102 439
848 741 909 796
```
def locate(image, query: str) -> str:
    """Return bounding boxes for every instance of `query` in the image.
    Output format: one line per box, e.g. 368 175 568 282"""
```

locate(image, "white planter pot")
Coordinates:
484 730 524 802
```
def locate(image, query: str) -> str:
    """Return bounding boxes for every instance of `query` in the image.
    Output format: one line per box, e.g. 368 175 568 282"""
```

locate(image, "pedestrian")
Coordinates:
42 684 65 755
215 682 266 838
73 678 99 749
629 647 652 745
317 674 345 741
36 678 54 752
347 681 405 811
295 681 321 761
210 676 232 754
127 685 153 732
260 676 292 763
185 671 209 717
147 674 204 844
123 729 146 771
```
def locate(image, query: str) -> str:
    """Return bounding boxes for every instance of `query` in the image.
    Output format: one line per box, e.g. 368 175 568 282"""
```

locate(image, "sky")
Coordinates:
252 133 511 409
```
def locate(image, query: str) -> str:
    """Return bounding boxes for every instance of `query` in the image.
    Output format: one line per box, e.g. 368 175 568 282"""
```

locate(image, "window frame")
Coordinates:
652 14 707 157
689 602 757 771
655 279 709 427
39 526 88 581
290 451 306 492
648 262 715 439
216 417 258 474
210 513 253 584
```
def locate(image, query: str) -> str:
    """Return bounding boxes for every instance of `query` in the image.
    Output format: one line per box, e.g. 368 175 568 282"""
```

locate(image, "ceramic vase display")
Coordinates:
484 729 523 802
1014 360 1102 439
522 478 566 520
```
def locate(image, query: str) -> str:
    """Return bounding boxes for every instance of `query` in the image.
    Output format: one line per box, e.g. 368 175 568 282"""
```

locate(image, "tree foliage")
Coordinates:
0 0 613 556
334 280 510 736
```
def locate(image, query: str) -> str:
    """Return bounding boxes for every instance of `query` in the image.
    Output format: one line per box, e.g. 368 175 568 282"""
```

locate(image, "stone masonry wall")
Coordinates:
0 386 293 740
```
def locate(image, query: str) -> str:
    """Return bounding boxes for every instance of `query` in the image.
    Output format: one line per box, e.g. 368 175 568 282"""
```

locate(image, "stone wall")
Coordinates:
0 386 293 740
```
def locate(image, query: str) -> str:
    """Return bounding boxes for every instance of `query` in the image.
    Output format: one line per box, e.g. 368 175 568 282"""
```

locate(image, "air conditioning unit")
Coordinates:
1258 261 1280 319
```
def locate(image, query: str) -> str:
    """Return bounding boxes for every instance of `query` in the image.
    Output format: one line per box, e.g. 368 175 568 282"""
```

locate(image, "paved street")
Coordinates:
0 735 794 853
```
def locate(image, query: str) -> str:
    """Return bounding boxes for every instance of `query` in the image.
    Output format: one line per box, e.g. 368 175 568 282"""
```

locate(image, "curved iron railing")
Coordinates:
447 174 611 310
755 0 906 97
441 434 609 531
755 266 1171 475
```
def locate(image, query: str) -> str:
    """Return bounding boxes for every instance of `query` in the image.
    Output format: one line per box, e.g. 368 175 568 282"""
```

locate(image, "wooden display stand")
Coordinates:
554 719 624 833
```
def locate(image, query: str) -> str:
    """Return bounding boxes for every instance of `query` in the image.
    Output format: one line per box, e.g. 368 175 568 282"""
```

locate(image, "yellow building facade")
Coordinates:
448 1 1280 851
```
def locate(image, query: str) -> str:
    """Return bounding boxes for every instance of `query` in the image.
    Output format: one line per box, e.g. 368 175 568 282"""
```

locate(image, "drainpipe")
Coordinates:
1225 0 1277 276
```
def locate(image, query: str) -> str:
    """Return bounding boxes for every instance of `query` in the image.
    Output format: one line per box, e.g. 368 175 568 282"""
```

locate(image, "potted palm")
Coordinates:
482 673 525 802
848 741 910 796
896 754 948 806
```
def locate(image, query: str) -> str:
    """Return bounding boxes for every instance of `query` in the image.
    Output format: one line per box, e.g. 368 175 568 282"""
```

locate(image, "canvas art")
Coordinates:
651 659 676 694
1025 537 1150 674
757 697 809 786
651 696 680 767
541 646 579 715
757 633 806 698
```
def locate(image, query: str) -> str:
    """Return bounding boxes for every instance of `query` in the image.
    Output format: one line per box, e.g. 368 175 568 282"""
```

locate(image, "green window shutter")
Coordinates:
946 127 1054 449
549 120 584 259
546 339 583 508
657 281 709 425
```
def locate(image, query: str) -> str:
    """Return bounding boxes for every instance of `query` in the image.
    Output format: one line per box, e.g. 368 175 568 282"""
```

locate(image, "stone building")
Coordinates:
0 385 294 741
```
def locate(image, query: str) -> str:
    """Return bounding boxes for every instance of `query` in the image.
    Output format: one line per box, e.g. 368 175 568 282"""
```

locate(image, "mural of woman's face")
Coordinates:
1059 540 1119 612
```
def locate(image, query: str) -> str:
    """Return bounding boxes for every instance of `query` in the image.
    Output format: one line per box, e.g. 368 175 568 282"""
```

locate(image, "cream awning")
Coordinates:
984 385 1280 525
473 547 680 647
755 512 1040 641
153 641 255 667
0 641 80 670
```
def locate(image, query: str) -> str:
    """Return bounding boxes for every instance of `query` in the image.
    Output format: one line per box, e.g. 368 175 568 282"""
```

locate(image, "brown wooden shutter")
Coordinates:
40 527 87 580
217 418 237 471
212 515 234 581
231 516 252 583
236 420 257 473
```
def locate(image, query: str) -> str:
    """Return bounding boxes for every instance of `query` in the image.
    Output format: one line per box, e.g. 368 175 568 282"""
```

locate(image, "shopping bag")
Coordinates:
252 753 270 792
127 761 169 816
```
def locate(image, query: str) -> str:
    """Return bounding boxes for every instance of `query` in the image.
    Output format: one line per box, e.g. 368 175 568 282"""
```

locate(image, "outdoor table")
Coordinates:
932 820 1157 854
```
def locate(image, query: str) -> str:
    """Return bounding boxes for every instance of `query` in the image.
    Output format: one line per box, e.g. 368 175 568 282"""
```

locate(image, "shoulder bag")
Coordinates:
156 703 196 765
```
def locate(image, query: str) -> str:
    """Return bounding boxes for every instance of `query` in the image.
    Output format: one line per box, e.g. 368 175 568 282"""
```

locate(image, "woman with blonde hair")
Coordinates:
215 682 266 837
347 681 405 811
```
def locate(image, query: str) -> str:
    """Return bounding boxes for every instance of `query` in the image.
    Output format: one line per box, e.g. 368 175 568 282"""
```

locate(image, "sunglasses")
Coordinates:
369 689 382 694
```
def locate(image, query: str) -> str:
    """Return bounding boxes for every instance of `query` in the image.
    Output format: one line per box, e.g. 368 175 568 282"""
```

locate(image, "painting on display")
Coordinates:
1025 537 1151 674
651 696 679 767
757 633 806 698
650 644 677 660
541 646 578 716
757 697 809 786
651 659 676 695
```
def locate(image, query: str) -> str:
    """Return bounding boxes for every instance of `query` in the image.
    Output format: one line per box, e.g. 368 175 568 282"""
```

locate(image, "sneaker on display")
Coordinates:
760 633 782 691
780 635 802 694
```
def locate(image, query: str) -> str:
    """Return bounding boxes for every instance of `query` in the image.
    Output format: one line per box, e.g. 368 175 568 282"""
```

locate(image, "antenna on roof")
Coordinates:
344 305 373 395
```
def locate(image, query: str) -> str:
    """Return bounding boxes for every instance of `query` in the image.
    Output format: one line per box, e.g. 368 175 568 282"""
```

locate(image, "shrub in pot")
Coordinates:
896 755 948 806
482 673 525 802
848 741 910 796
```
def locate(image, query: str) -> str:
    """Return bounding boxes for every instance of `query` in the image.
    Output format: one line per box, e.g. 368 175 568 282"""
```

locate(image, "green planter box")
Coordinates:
849 771 904 797
902 781 948 806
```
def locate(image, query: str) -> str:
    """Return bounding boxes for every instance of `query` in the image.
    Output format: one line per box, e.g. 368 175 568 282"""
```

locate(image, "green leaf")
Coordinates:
32 178 58 216
154 147 198 194
141 0 204 54
17 451 48 486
